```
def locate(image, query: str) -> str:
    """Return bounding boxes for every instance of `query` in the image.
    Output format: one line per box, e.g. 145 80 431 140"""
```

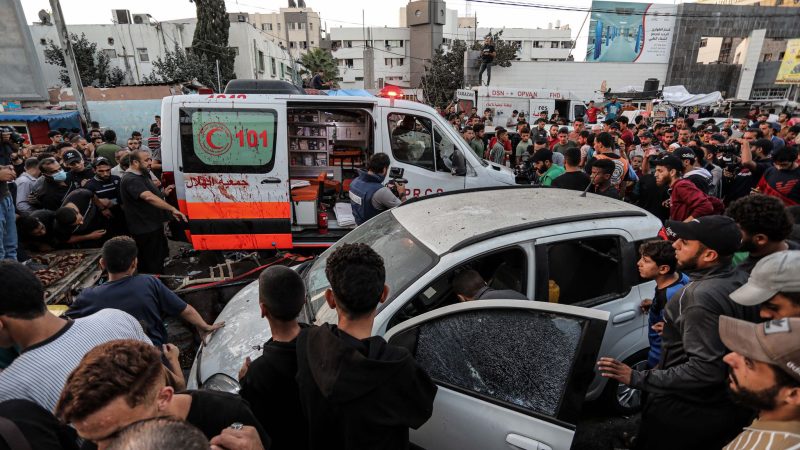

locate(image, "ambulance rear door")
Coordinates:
176 98 291 250
529 99 555 119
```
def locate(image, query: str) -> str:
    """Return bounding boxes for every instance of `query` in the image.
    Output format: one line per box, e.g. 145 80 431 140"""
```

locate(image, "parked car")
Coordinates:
191 188 664 440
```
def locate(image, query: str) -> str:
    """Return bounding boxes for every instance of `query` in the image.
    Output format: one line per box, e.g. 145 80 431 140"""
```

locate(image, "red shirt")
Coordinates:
587 107 602 123
669 179 714 221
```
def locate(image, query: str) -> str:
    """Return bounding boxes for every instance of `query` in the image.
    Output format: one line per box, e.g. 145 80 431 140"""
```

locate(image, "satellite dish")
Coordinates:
38 9 52 25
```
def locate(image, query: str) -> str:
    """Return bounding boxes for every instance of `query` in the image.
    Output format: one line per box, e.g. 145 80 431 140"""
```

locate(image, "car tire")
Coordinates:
602 349 650 415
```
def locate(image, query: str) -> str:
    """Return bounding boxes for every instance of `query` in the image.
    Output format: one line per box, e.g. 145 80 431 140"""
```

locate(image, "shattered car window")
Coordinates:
413 309 584 417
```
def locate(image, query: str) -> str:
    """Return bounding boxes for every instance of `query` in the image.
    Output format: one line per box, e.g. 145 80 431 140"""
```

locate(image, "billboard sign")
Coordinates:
586 1 677 63
776 38 800 85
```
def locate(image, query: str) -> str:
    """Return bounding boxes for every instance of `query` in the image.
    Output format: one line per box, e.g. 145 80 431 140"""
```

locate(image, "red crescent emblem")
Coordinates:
205 127 223 150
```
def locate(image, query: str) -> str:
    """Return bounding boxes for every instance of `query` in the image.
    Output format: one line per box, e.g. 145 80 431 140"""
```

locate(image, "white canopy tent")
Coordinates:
662 85 723 107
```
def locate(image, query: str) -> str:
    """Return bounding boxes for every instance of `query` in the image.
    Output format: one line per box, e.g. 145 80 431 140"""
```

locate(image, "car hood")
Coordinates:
188 280 270 388
487 163 516 185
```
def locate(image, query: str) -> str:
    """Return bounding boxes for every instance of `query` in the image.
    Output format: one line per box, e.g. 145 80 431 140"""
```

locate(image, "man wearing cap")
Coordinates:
62 148 94 191
730 251 800 320
599 216 760 450
719 316 800 449
654 155 715 222
531 150 564 187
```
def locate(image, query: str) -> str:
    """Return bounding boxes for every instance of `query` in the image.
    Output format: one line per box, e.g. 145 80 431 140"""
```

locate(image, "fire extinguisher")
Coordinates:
318 209 329 234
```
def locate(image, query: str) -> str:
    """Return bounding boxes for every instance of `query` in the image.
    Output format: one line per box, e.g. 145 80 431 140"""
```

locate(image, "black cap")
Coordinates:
641 131 655 139
531 149 554 163
63 150 82 164
93 157 111 167
676 147 696 161
710 133 726 143
665 216 742 256
604 118 615 125
533 136 548 145
653 155 683 172
610 122 620 130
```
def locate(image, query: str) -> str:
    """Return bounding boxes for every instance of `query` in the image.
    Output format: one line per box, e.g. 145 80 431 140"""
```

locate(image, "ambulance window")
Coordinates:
433 125 457 174
179 108 278 174
388 113 435 171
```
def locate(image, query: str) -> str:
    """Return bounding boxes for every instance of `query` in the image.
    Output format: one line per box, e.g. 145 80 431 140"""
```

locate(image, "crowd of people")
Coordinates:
0 115 187 274
1 102 799 449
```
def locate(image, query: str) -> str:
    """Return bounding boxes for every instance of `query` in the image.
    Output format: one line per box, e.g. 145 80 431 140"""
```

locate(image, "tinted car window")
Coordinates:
402 309 585 417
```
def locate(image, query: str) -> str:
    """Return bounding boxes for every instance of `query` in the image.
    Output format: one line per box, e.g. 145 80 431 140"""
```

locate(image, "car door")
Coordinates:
385 300 608 450
383 108 466 199
176 104 291 250
533 229 646 400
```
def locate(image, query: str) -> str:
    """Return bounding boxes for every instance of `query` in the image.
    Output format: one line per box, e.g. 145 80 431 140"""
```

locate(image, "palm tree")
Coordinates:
299 48 339 88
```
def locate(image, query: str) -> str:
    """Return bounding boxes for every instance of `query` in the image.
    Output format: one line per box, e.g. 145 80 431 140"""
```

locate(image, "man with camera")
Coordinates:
349 154 406 226
721 134 772 205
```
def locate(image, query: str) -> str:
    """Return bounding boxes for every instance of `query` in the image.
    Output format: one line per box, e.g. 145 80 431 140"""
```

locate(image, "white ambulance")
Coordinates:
159 92 517 251
457 87 589 127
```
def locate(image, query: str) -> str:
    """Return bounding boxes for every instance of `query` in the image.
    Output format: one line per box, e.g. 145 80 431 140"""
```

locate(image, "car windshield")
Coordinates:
305 211 438 321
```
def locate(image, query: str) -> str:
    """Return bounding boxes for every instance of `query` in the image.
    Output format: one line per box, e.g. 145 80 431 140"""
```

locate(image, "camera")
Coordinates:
0 127 25 145
386 177 408 199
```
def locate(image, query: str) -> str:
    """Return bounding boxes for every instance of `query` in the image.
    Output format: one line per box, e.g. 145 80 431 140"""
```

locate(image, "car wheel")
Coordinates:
602 349 649 415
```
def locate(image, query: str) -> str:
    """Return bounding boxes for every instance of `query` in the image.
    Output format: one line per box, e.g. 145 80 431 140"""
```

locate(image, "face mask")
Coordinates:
52 170 67 182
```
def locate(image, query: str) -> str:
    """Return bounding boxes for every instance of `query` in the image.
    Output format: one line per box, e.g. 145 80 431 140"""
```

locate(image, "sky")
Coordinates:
22 0 686 61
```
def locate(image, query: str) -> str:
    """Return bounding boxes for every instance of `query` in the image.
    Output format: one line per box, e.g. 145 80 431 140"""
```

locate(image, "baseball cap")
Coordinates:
719 315 800 383
641 131 655 139
664 216 742 256
653 155 683 172
676 147 696 161
730 250 800 306
93 157 112 168
63 150 82 164
531 149 554 163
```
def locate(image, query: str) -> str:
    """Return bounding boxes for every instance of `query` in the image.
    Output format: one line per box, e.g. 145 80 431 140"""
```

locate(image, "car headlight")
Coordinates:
201 373 241 394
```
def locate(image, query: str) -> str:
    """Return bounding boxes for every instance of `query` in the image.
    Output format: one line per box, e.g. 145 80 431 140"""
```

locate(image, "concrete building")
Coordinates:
330 27 411 89
247 5 329 59
28 11 296 89
665 3 800 100
452 26 574 62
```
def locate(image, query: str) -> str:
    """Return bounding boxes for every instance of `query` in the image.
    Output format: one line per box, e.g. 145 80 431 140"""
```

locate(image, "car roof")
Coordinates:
391 187 653 255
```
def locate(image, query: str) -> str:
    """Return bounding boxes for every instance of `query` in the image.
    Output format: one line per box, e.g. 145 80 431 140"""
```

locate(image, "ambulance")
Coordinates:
457 86 589 127
160 91 517 251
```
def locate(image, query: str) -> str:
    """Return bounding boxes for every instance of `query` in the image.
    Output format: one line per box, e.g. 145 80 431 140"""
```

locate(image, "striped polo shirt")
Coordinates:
723 419 800 450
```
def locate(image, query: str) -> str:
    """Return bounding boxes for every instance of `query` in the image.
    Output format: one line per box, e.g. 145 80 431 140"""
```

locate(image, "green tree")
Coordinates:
43 33 112 87
190 0 236 91
421 40 467 108
470 29 519 69
299 48 339 87
421 30 519 107
142 44 215 86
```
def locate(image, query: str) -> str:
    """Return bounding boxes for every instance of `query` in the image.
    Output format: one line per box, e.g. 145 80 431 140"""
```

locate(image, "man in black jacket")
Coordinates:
239 265 308 450
296 243 437 450
598 216 759 450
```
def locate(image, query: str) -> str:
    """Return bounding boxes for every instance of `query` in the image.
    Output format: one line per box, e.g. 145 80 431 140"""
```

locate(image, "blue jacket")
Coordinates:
647 272 690 368
349 170 385 225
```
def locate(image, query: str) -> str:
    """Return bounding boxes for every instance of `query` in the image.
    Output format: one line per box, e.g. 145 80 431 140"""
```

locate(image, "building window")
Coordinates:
289 41 296 48
779 51 786 60
397 58 404 66
270 57 277 76
277 23 281 31
299 23 306 30
550 41 559 48
533 41 543 48
699 38 708 48
257 50 265 72
290 22 296 30
345 59 354 68
281 63 285 78
762 53 773 62
355 76 364 81
309 22 313 30
301 41 308 49
385 58 393 67
102 49 117 59
561 41 572 49
137 48 149 62
345 40 353 48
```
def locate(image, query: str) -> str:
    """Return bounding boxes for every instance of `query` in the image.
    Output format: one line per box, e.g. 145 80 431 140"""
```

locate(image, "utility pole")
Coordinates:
50 0 91 123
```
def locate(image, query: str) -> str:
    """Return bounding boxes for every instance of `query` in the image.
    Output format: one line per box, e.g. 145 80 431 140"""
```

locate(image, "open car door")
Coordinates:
386 300 608 450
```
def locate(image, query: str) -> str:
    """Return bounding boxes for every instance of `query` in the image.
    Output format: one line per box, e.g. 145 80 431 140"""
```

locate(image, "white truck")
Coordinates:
457 87 589 126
